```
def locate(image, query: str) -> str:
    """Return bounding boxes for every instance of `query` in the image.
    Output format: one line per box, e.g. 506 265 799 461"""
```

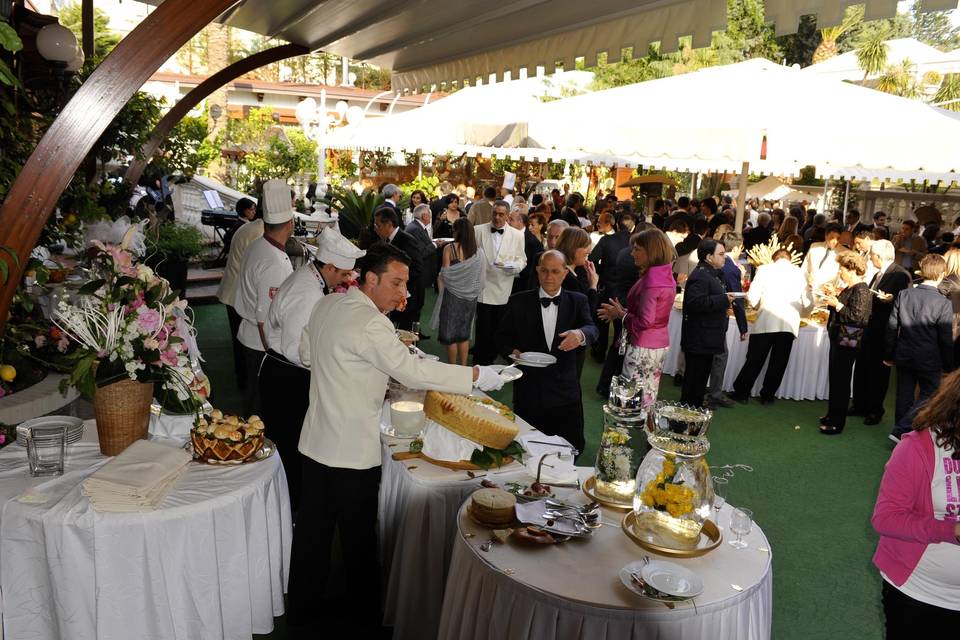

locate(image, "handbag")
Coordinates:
837 324 865 349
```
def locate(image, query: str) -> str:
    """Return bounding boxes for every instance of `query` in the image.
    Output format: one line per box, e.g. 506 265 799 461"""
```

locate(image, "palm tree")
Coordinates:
876 59 920 98
856 30 889 81
812 5 864 64
933 74 960 112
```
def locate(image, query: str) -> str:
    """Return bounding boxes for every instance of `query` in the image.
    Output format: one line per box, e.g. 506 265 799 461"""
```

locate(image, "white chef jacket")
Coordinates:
298 286 473 469
474 222 526 306
234 236 293 351
746 259 813 337
217 219 264 307
266 261 325 367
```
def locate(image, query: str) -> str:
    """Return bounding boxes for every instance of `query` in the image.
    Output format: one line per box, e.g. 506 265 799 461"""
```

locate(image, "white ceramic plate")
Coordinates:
490 364 523 382
640 560 705 598
728 292 748 299
510 351 557 367
16 416 85 447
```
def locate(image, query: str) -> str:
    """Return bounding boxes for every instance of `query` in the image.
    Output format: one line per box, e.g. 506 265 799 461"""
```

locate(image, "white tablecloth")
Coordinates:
438 470 773 640
663 308 831 400
378 404 537 640
0 422 292 640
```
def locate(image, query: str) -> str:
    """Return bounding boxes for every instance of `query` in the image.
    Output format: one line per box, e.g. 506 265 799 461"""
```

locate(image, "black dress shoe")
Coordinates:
847 406 866 417
863 413 883 426
729 393 749 404
759 396 775 405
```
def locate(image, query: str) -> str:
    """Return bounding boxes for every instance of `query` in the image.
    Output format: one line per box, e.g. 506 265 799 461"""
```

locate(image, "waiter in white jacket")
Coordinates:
286 243 506 631
258 227 362 511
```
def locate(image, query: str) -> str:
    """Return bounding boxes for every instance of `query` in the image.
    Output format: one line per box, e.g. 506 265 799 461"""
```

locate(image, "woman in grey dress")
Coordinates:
430 217 484 364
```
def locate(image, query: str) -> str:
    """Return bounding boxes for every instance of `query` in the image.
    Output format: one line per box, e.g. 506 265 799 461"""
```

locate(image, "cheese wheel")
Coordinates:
424 391 519 449
471 488 516 525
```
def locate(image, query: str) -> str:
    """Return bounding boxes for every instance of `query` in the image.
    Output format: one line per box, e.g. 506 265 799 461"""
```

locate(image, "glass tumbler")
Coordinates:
26 426 66 477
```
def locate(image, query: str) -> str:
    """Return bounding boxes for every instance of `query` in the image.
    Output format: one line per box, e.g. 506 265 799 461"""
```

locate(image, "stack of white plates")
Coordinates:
16 416 85 447
509 351 557 368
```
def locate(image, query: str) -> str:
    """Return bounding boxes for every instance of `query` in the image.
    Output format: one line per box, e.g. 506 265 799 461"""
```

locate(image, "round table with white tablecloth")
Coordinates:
438 469 773 640
663 308 831 400
0 421 292 640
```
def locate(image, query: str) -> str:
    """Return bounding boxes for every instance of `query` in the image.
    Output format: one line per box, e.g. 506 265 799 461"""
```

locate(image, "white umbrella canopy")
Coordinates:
525 58 960 183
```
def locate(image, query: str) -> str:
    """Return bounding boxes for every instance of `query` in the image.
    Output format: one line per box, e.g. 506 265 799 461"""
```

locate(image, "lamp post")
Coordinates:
296 90 331 196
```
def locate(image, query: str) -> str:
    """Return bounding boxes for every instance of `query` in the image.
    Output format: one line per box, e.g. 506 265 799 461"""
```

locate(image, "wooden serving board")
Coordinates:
391 450 514 471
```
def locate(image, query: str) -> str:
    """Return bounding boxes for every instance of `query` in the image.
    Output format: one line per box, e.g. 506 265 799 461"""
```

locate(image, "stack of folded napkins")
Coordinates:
519 433 578 484
82 439 192 512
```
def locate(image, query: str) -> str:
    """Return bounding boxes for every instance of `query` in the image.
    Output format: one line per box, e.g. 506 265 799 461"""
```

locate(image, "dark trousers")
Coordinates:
258 352 310 512
592 314 610 359
225 304 246 391
882 580 960 639
596 319 624 398
852 329 892 417
241 345 265 417
825 339 858 428
680 352 714 407
286 459 382 631
893 366 941 436
516 402 585 454
733 332 795 400
474 302 507 365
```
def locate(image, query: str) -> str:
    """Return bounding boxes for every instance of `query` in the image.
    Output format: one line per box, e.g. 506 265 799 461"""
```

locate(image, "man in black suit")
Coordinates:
373 207 424 330
850 239 911 424
595 239 642 398
665 196 695 231
497 250 598 452
743 212 773 250
885 253 955 441
588 212 627 360
405 203 439 334
675 219 708 264
680 238 736 407
510 209 542 294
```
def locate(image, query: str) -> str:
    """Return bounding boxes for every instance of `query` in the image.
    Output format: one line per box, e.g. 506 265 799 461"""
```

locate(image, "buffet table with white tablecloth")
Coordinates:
0 422 292 640
379 401 542 640
663 308 831 400
439 469 773 640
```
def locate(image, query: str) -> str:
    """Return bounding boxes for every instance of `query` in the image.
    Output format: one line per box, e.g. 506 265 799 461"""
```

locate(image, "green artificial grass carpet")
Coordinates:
192 288 895 639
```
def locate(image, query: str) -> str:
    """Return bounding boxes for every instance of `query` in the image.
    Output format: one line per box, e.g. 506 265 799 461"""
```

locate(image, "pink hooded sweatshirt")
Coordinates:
624 263 676 350
871 429 959 586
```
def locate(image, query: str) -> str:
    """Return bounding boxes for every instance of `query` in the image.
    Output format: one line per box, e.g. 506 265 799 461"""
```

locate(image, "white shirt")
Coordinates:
217 219 264 306
747 259 812 337
491 225 504 254
802 242 839 290
234 236 293 351
298 287 473 469
894 436 960 609
266 262 326 367
388 226 399 243
539 287 560 348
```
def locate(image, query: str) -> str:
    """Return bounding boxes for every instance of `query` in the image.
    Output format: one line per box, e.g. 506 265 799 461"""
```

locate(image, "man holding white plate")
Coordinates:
497 250 598 453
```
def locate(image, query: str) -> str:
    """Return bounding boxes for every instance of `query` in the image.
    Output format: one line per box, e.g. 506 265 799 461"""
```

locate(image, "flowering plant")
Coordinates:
639 456 697 518
52 241 210 409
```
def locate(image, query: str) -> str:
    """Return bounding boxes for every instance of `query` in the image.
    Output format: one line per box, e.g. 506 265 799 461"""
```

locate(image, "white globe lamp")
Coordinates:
345 105 365 124
37 23 78 63
335 100 349 118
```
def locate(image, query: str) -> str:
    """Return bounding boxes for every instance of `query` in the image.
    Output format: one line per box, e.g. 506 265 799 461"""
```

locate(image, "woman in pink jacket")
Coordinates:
598 228 676 409
872 369 960 636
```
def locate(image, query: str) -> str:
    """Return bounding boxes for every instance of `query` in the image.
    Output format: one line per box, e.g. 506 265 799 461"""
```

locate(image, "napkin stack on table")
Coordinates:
518 433 579 484
81 439 192 512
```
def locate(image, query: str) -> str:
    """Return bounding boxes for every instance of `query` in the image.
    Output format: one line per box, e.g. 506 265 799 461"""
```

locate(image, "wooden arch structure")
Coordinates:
124 42 308 186
0 0 236 330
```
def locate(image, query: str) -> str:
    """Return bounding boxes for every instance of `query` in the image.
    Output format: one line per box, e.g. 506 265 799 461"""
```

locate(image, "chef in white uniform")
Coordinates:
233 179 295 416
259 227 363 510
285 242 506 631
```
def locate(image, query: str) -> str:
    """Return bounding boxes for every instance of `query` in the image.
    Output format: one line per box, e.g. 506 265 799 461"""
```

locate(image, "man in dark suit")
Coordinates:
497 250 598 452
850 239 911 424
510 210 542 294
665 196 695 231
404 203 439 335
595 240 642 398
373 207 424 330
884 253 955 441
743 212 773 250
588 212 628 360
675 219 708 263
680 238 736 407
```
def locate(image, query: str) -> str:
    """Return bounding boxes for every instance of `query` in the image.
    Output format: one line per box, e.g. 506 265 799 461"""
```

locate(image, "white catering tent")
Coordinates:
722 176 825 204
801 37 960 86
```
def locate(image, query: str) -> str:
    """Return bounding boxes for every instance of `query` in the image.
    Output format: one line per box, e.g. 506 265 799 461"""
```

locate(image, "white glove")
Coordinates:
474 366 505 391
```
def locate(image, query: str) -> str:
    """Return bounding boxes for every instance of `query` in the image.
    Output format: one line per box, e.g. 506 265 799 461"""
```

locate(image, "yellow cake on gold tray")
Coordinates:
424 391 519 449
191 410 265 463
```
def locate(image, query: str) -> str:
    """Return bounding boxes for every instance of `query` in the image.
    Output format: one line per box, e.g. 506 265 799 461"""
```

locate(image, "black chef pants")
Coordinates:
240 345 264 417
680 352 714 407
516 402 585 456
286 460 382 632
733 332 795 400
258 351 310 512
225 304 246 391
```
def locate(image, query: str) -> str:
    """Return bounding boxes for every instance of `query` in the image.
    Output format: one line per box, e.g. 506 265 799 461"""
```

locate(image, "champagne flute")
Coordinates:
411 321 421 339
712 478 726 523
729 507 753 549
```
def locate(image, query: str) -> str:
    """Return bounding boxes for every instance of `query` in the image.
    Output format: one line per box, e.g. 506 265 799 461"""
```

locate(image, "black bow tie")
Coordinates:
491 227 504 234
540 296 560 308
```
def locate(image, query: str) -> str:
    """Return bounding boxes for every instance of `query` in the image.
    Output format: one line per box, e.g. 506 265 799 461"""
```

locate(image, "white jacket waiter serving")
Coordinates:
286 243 506 630
233 179 295 416
472 200 527 365
258 227 363 511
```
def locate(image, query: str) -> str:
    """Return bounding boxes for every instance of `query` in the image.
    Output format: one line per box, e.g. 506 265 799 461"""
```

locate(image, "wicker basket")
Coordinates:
93 377 153 455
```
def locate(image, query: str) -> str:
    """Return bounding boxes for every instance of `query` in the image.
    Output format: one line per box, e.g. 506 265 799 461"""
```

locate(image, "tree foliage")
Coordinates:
149 114 220 178
58 1 121 63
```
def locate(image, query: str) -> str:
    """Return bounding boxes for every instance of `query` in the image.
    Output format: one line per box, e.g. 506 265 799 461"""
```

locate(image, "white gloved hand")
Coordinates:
474 366 505 391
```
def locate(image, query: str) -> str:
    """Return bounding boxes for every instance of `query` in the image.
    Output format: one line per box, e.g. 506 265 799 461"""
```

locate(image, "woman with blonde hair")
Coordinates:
598 228 677 411
938 247 960 362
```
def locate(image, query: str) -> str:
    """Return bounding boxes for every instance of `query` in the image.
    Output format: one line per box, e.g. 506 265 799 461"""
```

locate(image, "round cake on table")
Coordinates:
191 410 264 463
470 488 517 526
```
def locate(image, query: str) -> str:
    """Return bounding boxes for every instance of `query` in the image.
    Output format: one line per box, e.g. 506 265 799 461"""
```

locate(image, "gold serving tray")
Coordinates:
621 510 722 558
582 475 633 511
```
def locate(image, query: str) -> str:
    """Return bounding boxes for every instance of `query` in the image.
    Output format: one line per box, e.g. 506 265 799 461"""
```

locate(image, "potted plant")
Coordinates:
320 186 384 249
146 222 204 297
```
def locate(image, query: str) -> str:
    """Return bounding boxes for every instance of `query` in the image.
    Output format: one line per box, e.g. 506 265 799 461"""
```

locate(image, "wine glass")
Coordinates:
712 478 726 523
411 321 421 338
729 507 753 549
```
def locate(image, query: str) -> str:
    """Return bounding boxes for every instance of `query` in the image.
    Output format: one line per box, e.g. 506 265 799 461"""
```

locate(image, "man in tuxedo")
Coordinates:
851 240 910 424
473 201 527 364
497 250 598 452
884 254 954 441
373 207 424 330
